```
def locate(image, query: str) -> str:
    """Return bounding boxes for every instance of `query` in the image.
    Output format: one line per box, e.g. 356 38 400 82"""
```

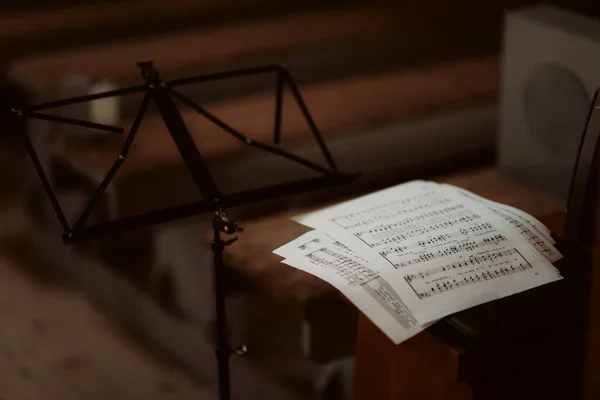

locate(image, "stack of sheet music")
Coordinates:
274 180 563 344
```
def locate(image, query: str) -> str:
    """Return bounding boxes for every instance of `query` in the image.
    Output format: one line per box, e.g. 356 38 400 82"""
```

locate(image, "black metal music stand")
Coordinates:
11 61 357 400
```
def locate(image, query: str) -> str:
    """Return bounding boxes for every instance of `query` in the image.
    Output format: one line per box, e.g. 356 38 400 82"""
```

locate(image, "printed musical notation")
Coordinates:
363 279 419 329
298 237 321 250
380 245 409 254
331 239 369 263
285 180 563 330
371 222 494 246
275 231 424 344
331 240 350 251
296 236 371 262
365 211 478 237
417 233 452 247
373 205 465 229
329 190 438 227
404 248 533 299
355 208 481 247
486 208 559 258
393 234 507 267
459 222 494 235
306 248 378 286
454 188 560 262
332 193 453 229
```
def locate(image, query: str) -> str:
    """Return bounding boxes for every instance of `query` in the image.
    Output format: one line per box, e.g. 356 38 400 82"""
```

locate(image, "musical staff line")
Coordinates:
307 248 379 286
330 190 440 228
298 237 321 250
331 195 457 229
365 221 494 246
486 208 558 258
354 209 483 250
404 248 533 299
393 234 507 267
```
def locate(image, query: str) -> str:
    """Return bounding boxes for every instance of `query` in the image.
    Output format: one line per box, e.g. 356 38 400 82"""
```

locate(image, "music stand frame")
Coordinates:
12 61 357 400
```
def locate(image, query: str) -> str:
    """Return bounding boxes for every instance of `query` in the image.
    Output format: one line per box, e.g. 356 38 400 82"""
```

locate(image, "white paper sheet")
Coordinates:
274 231 427 344
294 181 562 324
440 185 562 263
447 185 556 244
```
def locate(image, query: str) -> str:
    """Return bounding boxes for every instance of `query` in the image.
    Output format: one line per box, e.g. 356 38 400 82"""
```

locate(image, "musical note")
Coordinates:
403 248 533 299
307 248 379 286
397 234 508 267
379 246 409 257
336 200 461 230
459 222 494 235
455 189 561 262
298 237 321 250
485 208 560 260
352 208 482 250
330 191 450 229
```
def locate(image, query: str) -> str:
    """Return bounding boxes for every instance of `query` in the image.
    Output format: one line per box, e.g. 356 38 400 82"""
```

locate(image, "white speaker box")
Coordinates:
499 5 600 201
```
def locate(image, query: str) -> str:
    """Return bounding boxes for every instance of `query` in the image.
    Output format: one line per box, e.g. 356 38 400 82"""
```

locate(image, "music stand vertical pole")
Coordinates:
212 215 232 400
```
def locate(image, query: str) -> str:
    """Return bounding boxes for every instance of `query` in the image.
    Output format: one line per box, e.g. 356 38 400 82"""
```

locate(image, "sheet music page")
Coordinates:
294 182 562 324
441 185 562 263
274 231 427 344
447 186 553 236
447 185 556 245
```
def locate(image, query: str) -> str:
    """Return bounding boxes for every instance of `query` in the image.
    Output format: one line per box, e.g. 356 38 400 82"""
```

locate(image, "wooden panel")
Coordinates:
354 313 395 400
354 314 472 400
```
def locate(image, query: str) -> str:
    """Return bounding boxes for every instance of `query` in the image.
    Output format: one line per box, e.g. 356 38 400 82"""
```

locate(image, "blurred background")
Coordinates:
0 1 599 399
